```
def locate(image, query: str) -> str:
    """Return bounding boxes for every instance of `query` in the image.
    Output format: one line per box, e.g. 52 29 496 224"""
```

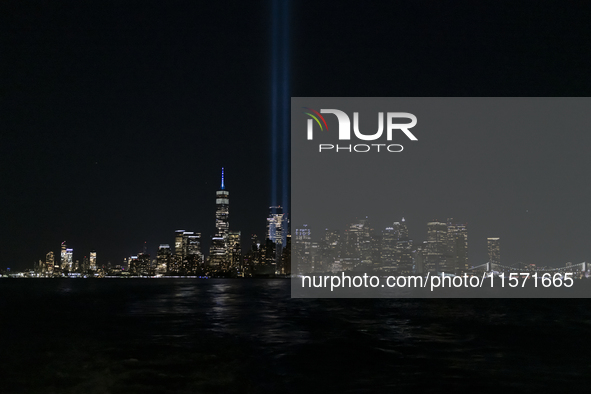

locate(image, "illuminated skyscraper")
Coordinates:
46 251 54 274
174 230 185 258
186 234 202 257
446 218 468 273
89 250 97 271
424 221 447 273
208 168 230 272
65 248 73 271
487 237 500 266
280 234 291 275
381 218 413 274
381 227 398 272
267 206 289 269
227 231 242 273
267 206 283 244
393 217 409 241
321 229 341 273
129 253 151 276
357 217 373 267
294 225 312 274
170 231 203 274
215 168 230 237
267 206 289 248
60 242 67 270
157 244 172 274
183 233 203 274
396 218 414 274
342 222 362 270
59 242 74 271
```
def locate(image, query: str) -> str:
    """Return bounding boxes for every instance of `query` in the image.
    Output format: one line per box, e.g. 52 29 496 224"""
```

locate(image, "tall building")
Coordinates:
294 225 312 274
381 218 413 274
357 217 374 267
381 227 398 272
171 231 203 275
46 251 54 274
280 234 291 275
182 232 203 274
394 217 409 240
243 234 262 275
342 222 362 270
395 219 414 275
89 250 97 271
174 230 185 258
227 231 242 274
185 233 202 256
130 253 151 276
64 248 74 271
487 237 500 266
60 242 68 270
126 256 137 272
208 168 231 273
446 218 468 273
424 221 447 273
157 244 172 274
316 228 341 273
267 206 287 247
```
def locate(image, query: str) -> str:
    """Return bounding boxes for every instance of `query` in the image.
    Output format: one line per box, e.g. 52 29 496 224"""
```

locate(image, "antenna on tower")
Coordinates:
221 167 225 190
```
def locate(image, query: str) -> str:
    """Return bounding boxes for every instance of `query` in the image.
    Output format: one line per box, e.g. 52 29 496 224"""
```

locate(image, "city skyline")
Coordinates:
5 152 589 274
4 161 589 274
13 210 589 277
15 167 284 274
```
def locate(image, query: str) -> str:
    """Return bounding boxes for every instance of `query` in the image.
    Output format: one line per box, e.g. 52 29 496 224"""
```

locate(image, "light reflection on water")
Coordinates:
1 278 590 393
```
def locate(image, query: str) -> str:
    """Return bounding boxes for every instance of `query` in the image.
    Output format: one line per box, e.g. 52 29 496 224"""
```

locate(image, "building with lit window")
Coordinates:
130 253 151 276
64 248 74 271
424 221 447 273
157 244 172 274
294 225 312 274
227 231 242 274
60 242 68 270
487 237 500 266
46 251 54 274
208 168 231 273
267 206 286 246
89 250 97 271
446 218 468 273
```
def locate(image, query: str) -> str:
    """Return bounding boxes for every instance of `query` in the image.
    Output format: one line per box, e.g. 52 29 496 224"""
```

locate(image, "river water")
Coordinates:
1 279 589 393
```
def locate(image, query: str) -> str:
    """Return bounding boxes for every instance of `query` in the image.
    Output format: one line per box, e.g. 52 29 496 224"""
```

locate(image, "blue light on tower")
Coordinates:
221 167 225 190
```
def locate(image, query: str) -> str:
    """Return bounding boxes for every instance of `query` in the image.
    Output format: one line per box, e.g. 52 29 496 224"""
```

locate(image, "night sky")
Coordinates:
2 1 590 270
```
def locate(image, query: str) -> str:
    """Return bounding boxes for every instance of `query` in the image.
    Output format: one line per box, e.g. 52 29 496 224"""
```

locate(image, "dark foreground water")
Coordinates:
1 279 590 394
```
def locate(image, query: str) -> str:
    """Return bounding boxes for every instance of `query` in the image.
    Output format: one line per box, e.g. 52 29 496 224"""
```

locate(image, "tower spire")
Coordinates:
221 167 225 190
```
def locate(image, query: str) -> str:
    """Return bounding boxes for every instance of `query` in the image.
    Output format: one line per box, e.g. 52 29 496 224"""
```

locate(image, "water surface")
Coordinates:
1 279 589 393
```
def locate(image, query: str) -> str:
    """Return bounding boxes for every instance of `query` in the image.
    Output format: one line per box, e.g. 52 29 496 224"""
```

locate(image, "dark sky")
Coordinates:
2 1 590 270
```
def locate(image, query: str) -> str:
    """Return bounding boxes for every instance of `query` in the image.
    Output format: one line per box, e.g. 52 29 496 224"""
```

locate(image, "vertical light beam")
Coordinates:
270 0 290 220
280 0 290 218
270 0 279 208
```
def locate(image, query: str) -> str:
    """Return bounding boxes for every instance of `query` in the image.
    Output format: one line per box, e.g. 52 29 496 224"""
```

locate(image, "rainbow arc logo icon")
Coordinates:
302 107 329 132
